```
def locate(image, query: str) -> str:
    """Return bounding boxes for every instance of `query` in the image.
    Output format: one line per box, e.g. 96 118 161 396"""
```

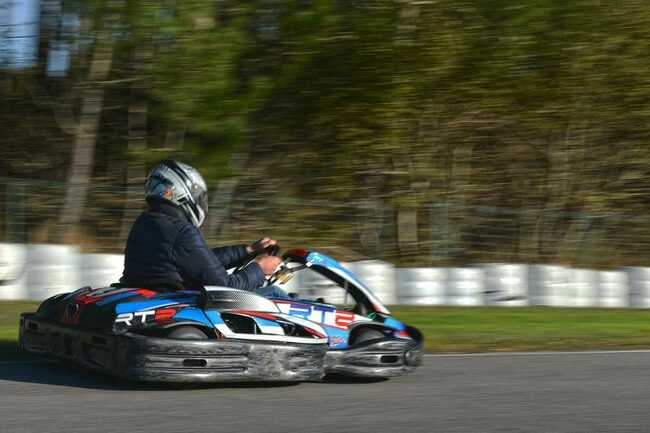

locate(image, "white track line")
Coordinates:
424 349 650 358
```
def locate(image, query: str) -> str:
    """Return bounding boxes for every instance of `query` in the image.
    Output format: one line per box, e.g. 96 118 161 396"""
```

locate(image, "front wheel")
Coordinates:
350 328 385 346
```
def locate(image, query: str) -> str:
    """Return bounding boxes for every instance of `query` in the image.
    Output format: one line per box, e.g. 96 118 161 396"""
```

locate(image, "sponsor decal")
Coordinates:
114 310 156 327
114 308 178 327
275 302 368 330
335 310 355 327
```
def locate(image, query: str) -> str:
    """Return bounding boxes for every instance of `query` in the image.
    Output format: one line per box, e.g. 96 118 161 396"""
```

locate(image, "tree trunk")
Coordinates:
164 128 186 151
57 5 121 242
391 1 422 259
204 146 252 240
204 178 239 240
120 42 152 241
446 142 474 259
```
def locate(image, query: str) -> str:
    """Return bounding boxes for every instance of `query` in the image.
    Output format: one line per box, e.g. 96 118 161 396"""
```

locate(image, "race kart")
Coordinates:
19 248 423 383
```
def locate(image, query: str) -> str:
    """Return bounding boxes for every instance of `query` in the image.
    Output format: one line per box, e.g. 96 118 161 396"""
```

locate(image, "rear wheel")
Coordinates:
165 326 208 340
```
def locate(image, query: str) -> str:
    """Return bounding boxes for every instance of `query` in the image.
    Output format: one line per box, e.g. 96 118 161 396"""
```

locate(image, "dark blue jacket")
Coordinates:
120 199 265 290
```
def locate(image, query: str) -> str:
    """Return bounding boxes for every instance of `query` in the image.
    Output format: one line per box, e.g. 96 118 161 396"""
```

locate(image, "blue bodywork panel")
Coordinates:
322 325 350 349
115 297 195 314
67 251 412 349
173 307 212 327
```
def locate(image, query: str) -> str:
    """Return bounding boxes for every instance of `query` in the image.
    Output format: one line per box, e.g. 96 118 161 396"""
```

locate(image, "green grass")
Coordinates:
4 302 650 360
391 306 650 353
0 301 39 360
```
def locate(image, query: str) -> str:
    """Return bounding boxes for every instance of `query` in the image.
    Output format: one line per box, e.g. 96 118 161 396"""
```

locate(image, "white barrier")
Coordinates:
25 244 80 301
446 268 485 306
0 242 645 308
81 253 124 289
0 243 27 300
598 271 628 308
288 267 347 304
570 269 599 307
529 265 570 306
483 264 528 306
396 268 447 305
346 261 397 305
626 267 650 308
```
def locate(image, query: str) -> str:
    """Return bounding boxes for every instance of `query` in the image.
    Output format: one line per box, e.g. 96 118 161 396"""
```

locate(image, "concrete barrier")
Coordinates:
0 243 27 300
483 264 528 306
396 268 447 305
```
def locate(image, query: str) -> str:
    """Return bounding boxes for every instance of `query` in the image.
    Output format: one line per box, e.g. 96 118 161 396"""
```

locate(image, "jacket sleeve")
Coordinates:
211 245 251 269
174 226 265 290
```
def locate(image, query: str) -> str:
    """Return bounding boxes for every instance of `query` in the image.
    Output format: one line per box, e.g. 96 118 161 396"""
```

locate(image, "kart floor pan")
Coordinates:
20 313 327 383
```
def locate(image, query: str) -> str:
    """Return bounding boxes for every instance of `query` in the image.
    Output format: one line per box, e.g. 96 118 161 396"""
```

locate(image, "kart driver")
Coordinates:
120 159 282 291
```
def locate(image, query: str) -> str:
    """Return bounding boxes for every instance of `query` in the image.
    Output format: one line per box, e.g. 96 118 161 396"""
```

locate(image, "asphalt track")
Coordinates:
2 352 650 433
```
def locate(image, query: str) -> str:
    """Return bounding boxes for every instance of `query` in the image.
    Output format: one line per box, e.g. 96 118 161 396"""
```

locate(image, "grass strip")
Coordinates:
3 302 650 359
391 306 650 353
0 301 40 361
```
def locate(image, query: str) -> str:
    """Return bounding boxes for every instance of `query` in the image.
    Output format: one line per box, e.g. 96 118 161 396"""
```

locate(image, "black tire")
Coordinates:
351 328 385 346
165 326 208 340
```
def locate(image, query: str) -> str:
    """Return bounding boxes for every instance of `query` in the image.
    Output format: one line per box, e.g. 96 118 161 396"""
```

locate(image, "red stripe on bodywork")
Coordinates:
154 308 177 321
136 289 157 298
75 295 103 305
233 310 279 321
301 326 327 339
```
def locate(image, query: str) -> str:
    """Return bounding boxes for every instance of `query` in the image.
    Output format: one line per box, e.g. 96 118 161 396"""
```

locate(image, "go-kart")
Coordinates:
19 248 423 383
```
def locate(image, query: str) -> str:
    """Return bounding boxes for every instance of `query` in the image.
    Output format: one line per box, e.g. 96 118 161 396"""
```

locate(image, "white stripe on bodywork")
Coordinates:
214 324 326 344
257 325 285 336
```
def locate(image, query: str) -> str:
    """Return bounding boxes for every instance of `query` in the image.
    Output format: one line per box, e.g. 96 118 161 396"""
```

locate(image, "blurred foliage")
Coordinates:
2 0 650 266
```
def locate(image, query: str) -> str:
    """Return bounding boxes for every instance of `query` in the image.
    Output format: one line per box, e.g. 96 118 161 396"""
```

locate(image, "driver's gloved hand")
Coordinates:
246 237 277 255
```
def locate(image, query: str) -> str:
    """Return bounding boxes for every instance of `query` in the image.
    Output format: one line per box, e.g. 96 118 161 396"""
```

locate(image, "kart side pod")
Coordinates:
199 287 281 312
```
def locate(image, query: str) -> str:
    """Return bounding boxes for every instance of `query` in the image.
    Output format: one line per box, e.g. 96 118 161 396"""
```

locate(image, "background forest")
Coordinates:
2 0 650 267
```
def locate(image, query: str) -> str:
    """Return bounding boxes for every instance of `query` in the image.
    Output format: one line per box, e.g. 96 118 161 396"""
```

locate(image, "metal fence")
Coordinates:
3 177 650 268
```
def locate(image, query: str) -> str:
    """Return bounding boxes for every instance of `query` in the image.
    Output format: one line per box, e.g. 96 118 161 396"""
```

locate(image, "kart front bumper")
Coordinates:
324 338 423 378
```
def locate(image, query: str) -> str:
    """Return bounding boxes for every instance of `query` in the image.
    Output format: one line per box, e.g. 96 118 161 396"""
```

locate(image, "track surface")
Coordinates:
2 352 650 433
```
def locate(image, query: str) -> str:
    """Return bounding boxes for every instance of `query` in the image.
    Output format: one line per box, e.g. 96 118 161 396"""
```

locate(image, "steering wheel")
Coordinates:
232 244 282 275
264 244 281 258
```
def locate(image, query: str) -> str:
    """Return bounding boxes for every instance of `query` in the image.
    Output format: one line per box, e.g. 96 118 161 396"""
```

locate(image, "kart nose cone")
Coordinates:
404 348 422 366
